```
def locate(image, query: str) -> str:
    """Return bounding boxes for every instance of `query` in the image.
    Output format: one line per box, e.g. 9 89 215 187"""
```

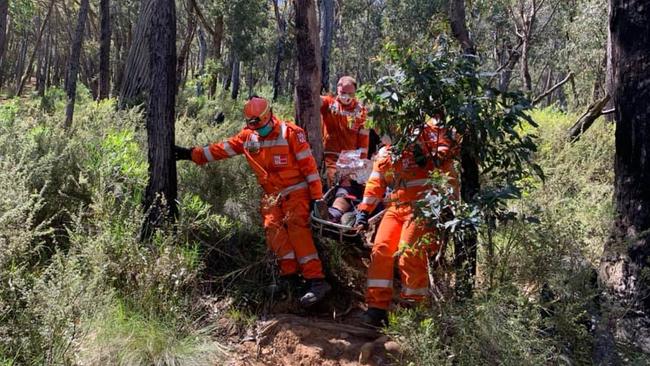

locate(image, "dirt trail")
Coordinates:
222 310 398 366
209 248 402 365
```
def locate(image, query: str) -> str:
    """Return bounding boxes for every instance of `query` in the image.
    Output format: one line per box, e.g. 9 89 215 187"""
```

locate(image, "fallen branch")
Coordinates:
567 94 611 141
532 72 573 106
601 108 615 115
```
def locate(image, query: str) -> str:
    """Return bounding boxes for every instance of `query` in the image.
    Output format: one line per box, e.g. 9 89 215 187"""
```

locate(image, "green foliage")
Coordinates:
77 300 226 365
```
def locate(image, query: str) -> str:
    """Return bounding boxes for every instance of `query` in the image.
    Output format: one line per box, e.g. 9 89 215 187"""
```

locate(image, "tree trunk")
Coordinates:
449 0 478 298
141 0 177 240
293 0 323 167
208 15 224 98
230 55 240 100
119 0 155 109
176 16 196 92
36 20 48 97
521 38 532 93
16 0 55 96
246 62 254 98
319 0 334 92
98 0 111 100
196 26 206 96
63 0 90 129
0 0 8 66
272 0 285 101
597 0 650 358
449 0 475 54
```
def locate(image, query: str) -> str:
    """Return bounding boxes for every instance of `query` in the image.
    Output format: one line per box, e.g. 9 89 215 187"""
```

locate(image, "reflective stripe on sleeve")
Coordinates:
367 279 393 288
298 253 319 264
203 146 215 162
306 173 320 183
359 129 370 136
362 196 379 205
280 251 296 260
402 286 429 296
295 148 312 160
223 142 236 157
369 171 384 181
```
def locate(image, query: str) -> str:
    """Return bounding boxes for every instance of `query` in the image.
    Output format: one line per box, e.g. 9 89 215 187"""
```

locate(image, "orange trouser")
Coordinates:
260 188 324 279
324 154 339 187
366 205 439 310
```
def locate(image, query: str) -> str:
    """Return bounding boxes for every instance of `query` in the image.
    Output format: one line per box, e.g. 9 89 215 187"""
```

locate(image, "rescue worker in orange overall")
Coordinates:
354 117 460 326
175 96 331 307
320 76 370 187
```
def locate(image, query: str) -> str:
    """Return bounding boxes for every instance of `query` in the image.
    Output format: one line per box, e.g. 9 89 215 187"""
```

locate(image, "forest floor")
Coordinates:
207 242 401 366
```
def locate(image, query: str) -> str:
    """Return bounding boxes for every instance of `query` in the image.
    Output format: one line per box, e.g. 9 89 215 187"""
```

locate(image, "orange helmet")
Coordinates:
243 96 272 128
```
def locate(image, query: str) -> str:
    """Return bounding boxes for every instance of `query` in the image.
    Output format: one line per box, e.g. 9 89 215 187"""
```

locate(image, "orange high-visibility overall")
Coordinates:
357 120 460 309
320 95 369 185
191 116 325 279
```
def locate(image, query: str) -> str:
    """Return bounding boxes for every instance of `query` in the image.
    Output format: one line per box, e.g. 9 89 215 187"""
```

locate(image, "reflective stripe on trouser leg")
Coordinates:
282 189 324 279
398 214 438 302
261 197 298 276
366 207 403 310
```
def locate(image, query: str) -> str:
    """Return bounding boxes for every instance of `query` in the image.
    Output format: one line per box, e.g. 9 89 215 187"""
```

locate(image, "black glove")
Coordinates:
174 145 193 161
214 111 225 124
355 211 369 229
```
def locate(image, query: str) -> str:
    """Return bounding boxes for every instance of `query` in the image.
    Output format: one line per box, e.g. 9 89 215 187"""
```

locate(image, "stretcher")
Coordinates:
310 185 385 248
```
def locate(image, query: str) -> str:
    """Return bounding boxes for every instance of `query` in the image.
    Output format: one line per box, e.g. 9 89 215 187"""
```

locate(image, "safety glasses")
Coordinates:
246 117 262 128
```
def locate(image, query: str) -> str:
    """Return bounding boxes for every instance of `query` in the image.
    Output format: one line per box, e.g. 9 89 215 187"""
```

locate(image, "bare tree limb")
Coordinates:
567 94 610 141
532 71 573 105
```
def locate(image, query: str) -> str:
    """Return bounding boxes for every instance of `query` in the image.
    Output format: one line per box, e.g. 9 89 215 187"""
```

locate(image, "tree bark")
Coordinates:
449 0 478 298
119 0 155 109
0 0 8 66
319 0 334 92
63 0 90 129
597 0 650 358
141 0 177 240
293 0 323 167
98 0 111 100
16 0 55 96
567 94 610 141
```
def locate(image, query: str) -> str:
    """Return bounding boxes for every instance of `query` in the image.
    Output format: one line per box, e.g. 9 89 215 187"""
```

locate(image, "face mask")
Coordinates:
338 94 353 105
256 121 273 137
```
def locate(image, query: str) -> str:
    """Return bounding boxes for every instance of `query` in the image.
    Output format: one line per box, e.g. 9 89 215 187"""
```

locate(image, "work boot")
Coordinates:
362 307 389 328
299 278 331 307
265 274 302 300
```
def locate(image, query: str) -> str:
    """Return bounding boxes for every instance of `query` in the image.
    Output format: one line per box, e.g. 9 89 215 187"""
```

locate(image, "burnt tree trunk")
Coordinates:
98 0 111 100
63 0 90 129
319 0 334 92
596 0 650 358
119 0 155 109
272 0 286 101
450 0 478 298
141 0 177 240
293 0 323 167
